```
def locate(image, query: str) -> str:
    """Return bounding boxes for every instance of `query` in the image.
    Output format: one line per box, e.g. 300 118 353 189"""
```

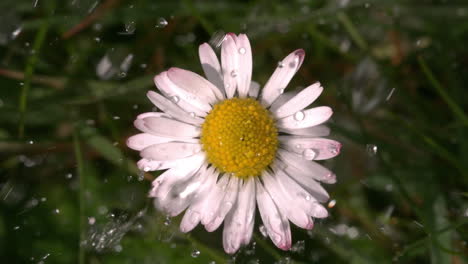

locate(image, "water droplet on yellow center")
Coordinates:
201 98 278 178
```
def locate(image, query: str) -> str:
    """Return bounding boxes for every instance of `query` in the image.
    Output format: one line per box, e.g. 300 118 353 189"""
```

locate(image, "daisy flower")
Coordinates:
127 33 341 254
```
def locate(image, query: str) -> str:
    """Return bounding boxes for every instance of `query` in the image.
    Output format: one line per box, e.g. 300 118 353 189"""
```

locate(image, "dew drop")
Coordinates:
238 47 246 54
277 61 284 68
230 70 238 77
171 96 179 103
191 249 200 258
259 225 268 237
155 17 168 28
164 216 171 226
294 111 305 121
329 145 338 155
189 112 196 118
302 148 316 160
305 195 311 201
279 88 285 94
366 144 378 155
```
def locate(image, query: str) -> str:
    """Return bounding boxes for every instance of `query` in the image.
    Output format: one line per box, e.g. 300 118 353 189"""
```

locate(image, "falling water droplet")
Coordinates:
65 173 73 179
191 249 200 258
294 111 305 121
238 47 246 54
302 148 316 160
88 217 96 225
53 208 60 214
11 26 22 39
328 199 336 208
366 144 378 155
155 18 168 28
209 30 226 49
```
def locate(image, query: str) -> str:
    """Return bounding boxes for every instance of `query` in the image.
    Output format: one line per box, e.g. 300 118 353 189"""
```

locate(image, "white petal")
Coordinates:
222 178 256 254
138 152 207 172
272 82 323 119
277 106 333 129
147 91 204 125
260 49 305 107
274 167 328 217
249 81 260 98
255 178 291 251
204 176 240 232
154 72 208 117
279 137 342 160
201 175 230 225
262 171 313 230
236 34 252 98
279 125 330 137
278 149 336 184
180 167 218 233
269 91 296 112
141 142 202 161
155 162 208 216
221 34 239 98
127 133 172 151
199 43 224 95
167 68 219 110
149 154 205 200
142 116 200 138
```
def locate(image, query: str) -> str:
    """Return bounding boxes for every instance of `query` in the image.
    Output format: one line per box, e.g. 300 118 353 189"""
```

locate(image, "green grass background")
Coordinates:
0 0 467 263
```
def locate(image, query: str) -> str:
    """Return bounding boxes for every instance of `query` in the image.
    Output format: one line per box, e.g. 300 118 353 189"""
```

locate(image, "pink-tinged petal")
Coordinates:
269 91 296 112
272 82 323 119
255 178 292 251
154 162 208 216
249 81 260 98
204 176 240 232
278 149 336 184
154 72 208 117
167 68 219 110
140 142 202 161
126 133 172 151
279 125 330 137
147 91 204 125
260 49 305 107
273 166 329 217
277 106 333 129
222 178 256 254
199 43 224 96
137 112 166 120
262 171 313 230
142 116 200 138
149 154 205 200
221 34 239 98
180 167 218 233
236 34 252 98
201 174 229 225
279 137 342 160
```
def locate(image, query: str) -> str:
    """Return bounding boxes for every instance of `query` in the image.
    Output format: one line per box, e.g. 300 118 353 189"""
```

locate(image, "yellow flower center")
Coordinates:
201 98 278 179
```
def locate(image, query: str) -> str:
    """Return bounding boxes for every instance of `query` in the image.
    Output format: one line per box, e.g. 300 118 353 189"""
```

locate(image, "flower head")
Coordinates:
127 33 342 253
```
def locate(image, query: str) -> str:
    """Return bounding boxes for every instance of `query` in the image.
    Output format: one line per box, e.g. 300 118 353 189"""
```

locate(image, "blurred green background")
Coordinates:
1 0 467 263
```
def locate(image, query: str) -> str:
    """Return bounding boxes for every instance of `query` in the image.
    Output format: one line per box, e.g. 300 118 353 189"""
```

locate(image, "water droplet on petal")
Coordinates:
238 47 246 54
191 249 200 258
155 17 168 28
171 96 179 103
294 111 305 121
305 195 311 201
302 148 316 160
231 70 238 77
189 112 196 117
329 145 338 155
279 88 285 94
277 61 284 68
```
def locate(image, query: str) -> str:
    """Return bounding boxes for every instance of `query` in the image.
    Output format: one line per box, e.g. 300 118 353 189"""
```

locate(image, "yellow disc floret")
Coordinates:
201 98 278 179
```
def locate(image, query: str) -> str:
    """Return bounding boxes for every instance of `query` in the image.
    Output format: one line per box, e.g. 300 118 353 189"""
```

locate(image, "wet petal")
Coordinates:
141 142 202 161
277 106 333 129
127 133 173 151
279 125 330 137
147 91 204 125
260 49 305 107
199 43 224 95
141 116 200 138
272 82 323 119
236 34 252 98
221 34 239 98
279 137 342 160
